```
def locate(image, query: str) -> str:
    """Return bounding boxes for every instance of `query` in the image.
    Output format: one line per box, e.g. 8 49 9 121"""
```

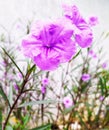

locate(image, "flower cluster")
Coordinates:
22 4 98 71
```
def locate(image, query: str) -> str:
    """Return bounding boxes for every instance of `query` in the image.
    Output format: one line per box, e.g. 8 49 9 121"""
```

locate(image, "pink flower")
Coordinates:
88 16 99 26
41 85 46 94
88 50 97 58
63 96 73 108
63 4 93 48
22 18 76 70
42 78 49 86
18 72 23 79
82 74 90 81
14 83 19 91
102 62 107 69
99 96 104 101
41 78 49 94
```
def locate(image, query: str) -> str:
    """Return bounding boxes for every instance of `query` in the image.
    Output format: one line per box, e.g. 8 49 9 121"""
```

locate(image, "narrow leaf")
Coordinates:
2 48 24 77
8 86 13 106
0 83 11 108
30 123 51 130
72 49 81 60
18 100 58 108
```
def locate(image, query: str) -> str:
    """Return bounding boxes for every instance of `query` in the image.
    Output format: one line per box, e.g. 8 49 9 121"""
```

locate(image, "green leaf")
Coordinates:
8 86 13 106
72 49 81 60
18 100 58 108
2 48 24 78
25 64 36 80
23 114 30 126
0 110 2 130
30 123 51 130
0 83 11 108
99 77 106 95
6 126 13 130
0 83 7 101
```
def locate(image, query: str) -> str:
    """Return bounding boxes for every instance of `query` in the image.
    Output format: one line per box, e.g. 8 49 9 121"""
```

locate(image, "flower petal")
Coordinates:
34 54 60 70
22 34 42 58
75 30 93 48
54 39 76 62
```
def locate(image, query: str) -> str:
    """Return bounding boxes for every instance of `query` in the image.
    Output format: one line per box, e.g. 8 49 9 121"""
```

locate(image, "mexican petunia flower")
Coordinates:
42 78 49 85
102 62 107 69
41 78 49 94
22 18 76 70
63 96 73 108
63 4 93 48
99 96 104 101
81 73 90 82
41 85 46 94
88 16 98 26
88 50 97 59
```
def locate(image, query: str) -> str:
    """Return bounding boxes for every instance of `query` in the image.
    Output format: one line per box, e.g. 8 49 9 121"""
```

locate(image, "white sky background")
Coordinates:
0 0 109 61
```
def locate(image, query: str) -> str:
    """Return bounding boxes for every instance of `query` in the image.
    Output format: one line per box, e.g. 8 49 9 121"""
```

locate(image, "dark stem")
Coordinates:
3 65 35 130
3 79 27 130
41 94 45 124
41 71 49 124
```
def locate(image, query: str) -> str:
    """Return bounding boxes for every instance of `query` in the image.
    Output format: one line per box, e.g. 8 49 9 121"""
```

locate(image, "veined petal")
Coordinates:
22 18 76 70
34 53 60 70
22 34 42 58
54 39 76 62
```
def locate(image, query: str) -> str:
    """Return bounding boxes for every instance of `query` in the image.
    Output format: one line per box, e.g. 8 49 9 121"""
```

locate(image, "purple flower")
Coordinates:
42 78 49 86
63 4 93 48
63 96 73 108
88 16 98 26
22 18 76 70
14 83 19 91
102 62 107 69
81 73 90 82
41 85 46 94
18 72 23 79
99 96 104 101
88 50 97 59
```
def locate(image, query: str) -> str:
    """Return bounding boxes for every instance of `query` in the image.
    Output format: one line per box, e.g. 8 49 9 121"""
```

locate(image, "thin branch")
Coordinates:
2 48 24 78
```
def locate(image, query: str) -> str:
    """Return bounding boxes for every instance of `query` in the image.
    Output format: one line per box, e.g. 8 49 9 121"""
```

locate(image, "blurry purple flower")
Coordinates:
18 73 23 79
82 73 90 82
41 85 46 94
63 96 73 108
102 62 107 69
88 16 98 26
42 78 49 86
1 61 7 67
99 96 104 101
88 50 97 59
22 18 76 70
63 4 93 48
14 83 19 91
